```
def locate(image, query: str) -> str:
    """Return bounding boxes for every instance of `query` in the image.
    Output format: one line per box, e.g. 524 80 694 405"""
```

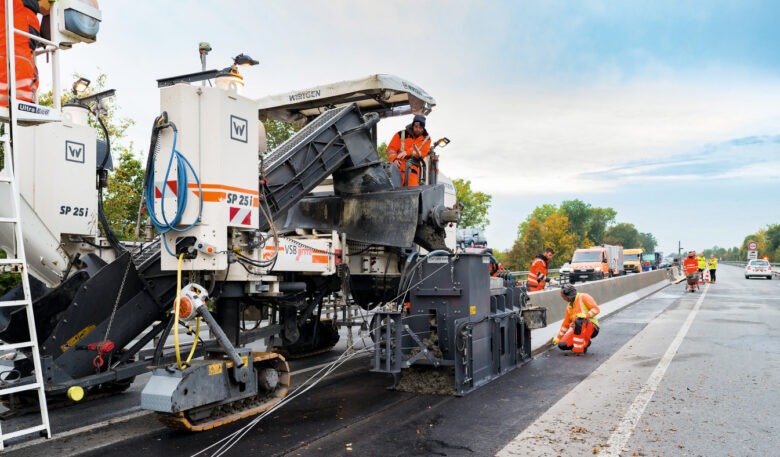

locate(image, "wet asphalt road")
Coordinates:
5 264 777 457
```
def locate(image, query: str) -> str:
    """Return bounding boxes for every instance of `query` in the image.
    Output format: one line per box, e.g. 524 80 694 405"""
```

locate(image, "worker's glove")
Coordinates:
576 313 587 319
552 338 559 345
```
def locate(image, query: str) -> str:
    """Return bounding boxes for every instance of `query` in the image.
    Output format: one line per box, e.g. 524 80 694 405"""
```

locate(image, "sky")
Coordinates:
42 0 780 256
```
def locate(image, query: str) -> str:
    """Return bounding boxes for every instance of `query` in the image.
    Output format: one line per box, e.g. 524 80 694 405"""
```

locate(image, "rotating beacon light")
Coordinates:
215 53 259 94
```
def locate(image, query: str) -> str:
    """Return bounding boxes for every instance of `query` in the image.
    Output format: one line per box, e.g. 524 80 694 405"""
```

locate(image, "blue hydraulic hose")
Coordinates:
144 123 203 256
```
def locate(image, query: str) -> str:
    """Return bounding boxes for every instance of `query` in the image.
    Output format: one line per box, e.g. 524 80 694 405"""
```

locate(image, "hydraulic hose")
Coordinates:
173 253 201 370
94 111 126 255
143 114 203 256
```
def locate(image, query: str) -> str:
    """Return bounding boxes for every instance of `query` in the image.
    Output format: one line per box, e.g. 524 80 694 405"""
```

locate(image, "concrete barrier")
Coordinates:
528 270 670 353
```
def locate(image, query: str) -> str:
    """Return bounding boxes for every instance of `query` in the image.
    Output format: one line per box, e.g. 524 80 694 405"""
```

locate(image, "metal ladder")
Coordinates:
0 133 52 449
0 0 53 448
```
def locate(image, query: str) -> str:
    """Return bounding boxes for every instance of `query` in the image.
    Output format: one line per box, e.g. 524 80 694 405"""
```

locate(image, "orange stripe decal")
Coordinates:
312 255 329 264
194 191 226 202
188 183 259 196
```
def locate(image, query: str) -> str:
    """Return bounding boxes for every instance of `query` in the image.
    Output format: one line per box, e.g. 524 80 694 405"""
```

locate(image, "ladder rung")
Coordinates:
0 259 23 266
0 423 48 441
0 342 34 351
0 381 42 396
0 176 11 183
0 300 30 308
0 216 20 224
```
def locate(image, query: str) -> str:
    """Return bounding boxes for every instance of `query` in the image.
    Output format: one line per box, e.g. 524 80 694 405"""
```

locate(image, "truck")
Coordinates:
624 248 645 273
569 244 623 283
0 16 545 435
641 252 663 270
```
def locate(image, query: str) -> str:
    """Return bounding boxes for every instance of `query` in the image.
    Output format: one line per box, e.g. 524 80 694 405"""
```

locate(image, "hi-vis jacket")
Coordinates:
0 0 41 105
683 256 698 274
556 292 600 341
697 255 707 270
526 254 549 292
387 126 431 186
707 257 718 269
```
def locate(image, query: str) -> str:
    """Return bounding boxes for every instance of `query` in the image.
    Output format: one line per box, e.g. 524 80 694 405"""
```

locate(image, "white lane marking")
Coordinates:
601 284 709 456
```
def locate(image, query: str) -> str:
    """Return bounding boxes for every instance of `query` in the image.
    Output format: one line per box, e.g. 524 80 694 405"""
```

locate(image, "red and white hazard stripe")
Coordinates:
229 206 252 225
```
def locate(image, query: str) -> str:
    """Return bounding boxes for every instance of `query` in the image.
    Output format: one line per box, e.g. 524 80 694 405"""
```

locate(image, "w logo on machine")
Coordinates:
230 115 248 143
65 140 86 164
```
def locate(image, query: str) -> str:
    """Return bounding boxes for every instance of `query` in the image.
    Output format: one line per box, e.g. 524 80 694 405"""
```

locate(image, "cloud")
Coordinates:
412 78 780 196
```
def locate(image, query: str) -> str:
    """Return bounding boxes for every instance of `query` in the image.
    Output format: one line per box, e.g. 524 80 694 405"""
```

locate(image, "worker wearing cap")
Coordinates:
387 114 431 186
526 247 554 292
707 254 718 284
552 284 600 354
0 0 47 106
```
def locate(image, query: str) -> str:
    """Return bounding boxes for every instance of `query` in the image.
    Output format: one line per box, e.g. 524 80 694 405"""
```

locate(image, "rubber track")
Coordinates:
156 352 290 432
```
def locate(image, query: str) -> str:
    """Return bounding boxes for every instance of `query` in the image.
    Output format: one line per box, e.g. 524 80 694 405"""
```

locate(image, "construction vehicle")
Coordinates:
0 5 544 434
623 248 645 273
569 244 623 283
641 251 662 270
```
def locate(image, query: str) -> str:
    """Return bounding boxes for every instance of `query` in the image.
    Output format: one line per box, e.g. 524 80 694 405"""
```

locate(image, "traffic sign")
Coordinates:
748 250 758 260
748 241 758 251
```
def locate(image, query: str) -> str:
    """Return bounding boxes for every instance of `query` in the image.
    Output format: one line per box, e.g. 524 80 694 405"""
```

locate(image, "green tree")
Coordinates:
560 199 591 246
604 223 642 248
377 142 388 162
263 119 300 152
103 150 145 239
587 207 617 245
506 217 544 270
517 203 558 239
542 213 575 268
638 232 658 252
0 251 20 296
765 224 780 261
452 178 492 229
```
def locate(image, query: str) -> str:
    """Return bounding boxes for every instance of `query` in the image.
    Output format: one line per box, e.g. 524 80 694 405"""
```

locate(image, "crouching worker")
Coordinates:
552 284 600 354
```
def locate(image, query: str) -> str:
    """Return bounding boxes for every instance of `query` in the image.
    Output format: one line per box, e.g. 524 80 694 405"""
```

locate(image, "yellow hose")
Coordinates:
174 254 201 369
184 317 201 366
174 254 184 369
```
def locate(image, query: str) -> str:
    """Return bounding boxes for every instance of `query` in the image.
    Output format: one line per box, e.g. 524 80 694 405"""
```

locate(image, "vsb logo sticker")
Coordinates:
230 115 248 143
65 140 85 163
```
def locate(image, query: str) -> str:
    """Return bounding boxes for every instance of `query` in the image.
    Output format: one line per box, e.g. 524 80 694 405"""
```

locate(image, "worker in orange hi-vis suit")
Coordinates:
386 114 431 186
683 250 700 292
553 284 600 354
526 247 554 292
0 0 45 106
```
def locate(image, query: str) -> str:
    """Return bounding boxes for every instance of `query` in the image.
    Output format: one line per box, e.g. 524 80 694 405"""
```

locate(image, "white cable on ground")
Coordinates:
189 342 374 457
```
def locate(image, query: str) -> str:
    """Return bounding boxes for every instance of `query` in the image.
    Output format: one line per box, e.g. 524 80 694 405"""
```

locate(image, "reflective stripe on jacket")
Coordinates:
557 292 600 339
387 128 431 186
527 257 548 291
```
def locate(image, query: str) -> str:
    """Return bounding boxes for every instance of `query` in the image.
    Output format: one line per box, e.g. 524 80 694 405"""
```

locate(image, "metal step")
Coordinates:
0 342 34 352
0 381 43 397
0 300 30 308
0 259 23 266
0 216 20 224
0 424 48 442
